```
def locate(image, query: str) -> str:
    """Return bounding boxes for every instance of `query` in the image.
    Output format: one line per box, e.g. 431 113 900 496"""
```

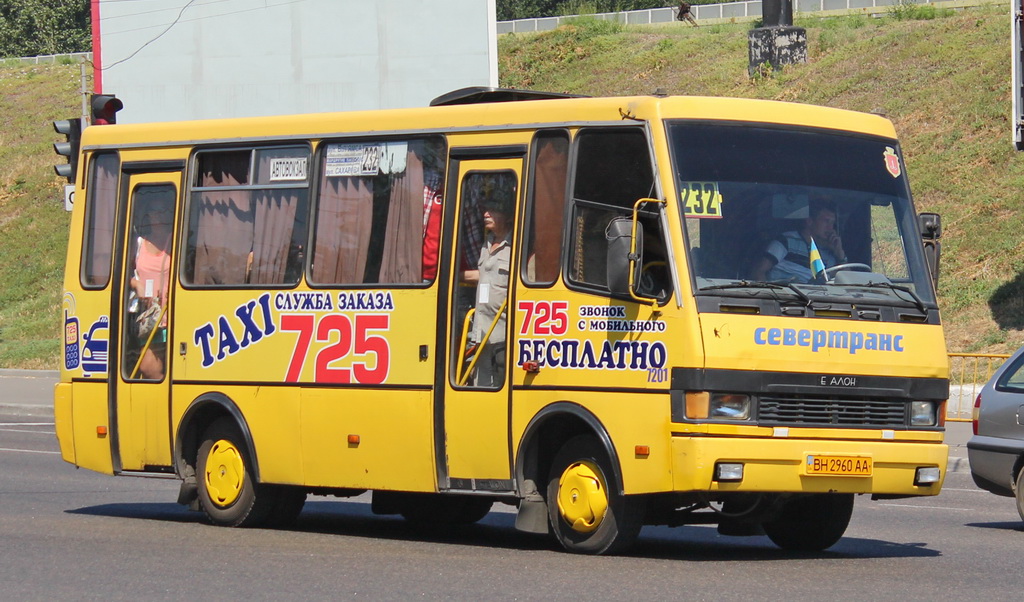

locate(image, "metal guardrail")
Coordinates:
4 52 91 65
946 352 1011 422
497 0 1004 33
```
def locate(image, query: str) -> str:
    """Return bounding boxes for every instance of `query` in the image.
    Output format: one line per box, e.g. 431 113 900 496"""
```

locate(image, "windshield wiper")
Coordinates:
847 282 929 314
699 281 812 305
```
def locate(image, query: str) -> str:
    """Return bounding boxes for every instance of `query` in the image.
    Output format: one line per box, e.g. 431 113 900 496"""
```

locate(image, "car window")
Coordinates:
996 354 1024 392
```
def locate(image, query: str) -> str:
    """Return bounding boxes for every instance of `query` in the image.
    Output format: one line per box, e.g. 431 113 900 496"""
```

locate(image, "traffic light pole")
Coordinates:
80 59 89 124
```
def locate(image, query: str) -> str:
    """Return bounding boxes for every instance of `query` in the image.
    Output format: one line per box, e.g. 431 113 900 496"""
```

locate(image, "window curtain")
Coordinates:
250 191 301 284
312 176 374 284
192 156 252 285
530 137 568 283
377 150 425 284
249 152 302 284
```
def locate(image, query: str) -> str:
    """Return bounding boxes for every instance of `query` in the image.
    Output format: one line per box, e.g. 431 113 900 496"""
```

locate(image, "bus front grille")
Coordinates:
758 396 908 427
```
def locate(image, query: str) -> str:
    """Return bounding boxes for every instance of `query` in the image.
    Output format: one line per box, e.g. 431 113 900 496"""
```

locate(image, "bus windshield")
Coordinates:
667 121 936 309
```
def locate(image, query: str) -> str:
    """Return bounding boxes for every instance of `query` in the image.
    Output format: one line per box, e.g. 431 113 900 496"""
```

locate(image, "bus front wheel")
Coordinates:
546 435 643 555
762 493 854 551
196 418 273 527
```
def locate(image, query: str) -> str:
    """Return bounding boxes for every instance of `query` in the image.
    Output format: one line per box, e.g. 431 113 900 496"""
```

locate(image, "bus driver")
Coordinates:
751 200 847 283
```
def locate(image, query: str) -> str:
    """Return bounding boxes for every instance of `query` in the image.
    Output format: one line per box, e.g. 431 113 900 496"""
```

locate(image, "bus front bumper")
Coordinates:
670 434 948 496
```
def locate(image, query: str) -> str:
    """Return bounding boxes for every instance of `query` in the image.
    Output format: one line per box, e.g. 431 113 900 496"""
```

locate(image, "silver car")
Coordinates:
968 346 1024 523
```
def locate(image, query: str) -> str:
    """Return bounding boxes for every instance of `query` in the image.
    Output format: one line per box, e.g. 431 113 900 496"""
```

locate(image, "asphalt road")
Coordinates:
0 371 1019 600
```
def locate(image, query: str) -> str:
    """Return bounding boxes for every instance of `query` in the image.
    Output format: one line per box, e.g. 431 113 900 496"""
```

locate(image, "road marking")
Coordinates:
0 428 56 435
0 422 55 426
877 503 971 511
0 447 60 455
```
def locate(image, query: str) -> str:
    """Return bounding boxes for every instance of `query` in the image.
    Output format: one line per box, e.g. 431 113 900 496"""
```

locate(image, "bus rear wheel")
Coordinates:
762 493 854 551
196 418 273 527
546 435 643 555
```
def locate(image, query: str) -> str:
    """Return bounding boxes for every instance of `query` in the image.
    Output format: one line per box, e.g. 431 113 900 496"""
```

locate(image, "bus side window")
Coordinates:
567 127 663 294
184 147 309 287
80 152 120 288
310 137 447 285
456 171 517 389
124 185 176 381
522 131 569 286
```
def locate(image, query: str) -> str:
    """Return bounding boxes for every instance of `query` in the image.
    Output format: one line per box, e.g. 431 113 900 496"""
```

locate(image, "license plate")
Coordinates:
805 455 872 476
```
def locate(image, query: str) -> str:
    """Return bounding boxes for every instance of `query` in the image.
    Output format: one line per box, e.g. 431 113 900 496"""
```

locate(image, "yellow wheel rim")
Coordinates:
204 439 244 507
556 460 609 533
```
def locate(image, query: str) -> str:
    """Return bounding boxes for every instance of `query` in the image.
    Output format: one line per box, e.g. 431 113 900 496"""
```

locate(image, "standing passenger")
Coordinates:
130 200 173 379
464 182 514 387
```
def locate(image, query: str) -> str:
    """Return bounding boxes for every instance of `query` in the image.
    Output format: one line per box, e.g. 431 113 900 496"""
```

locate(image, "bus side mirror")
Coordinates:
919 212 941 290
606 217 643 296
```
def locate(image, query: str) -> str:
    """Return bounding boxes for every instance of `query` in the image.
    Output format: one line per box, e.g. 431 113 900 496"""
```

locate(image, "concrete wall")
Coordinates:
96 0 497 123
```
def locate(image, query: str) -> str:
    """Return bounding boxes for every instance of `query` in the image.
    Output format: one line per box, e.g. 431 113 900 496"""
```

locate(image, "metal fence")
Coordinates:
497 0 1002 33
946 352 1011 422
5 52 91 65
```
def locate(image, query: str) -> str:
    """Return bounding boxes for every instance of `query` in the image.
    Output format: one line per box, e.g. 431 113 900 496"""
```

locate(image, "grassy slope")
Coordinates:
0 6 1018 368
0 62 78 369
500 4 1022 354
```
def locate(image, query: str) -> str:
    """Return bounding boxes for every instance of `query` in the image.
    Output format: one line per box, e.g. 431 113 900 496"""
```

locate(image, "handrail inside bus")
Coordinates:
129 304 167 380
458 298 509 387
456 308 476 386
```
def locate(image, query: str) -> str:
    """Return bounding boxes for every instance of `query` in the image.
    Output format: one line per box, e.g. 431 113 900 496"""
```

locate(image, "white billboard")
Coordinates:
95 0 497 123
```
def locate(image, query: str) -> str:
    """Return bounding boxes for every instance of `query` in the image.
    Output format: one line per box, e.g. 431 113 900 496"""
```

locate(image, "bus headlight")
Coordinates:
910 401 938 426
914 466 941 485
710 393 751 420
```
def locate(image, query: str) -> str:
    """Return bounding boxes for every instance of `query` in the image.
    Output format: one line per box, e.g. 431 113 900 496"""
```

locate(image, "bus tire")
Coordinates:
763 493 854 551
546 435 643 555
196 418 272 527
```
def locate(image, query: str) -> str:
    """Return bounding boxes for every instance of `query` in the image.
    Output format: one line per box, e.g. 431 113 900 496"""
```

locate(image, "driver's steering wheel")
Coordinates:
823 262 871 280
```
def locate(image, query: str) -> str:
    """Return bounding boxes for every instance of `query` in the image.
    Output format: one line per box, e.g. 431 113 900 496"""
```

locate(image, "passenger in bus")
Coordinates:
130 201 173 380
463 190 514 387
421 169 444 282
751 200 846 284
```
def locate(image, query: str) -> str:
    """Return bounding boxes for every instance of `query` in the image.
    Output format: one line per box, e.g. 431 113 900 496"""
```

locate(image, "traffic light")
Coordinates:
53 118 82 184
91 94 123 125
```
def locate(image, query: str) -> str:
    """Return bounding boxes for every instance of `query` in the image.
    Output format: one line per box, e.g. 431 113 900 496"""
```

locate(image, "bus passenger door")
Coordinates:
440 158 523 492
114 168 182 471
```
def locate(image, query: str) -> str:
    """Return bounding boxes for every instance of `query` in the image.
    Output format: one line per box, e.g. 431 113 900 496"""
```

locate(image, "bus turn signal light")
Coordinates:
685 391 710 419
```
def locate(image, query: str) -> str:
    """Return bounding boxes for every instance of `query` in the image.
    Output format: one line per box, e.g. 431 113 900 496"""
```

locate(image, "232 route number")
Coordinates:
281 314 390 384
681 182 723 218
